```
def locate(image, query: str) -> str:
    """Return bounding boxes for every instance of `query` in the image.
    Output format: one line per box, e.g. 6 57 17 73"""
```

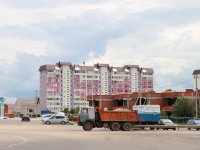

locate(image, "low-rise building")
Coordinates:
14 98 40 115
0 97 6 117
4 104 15 118
87 89 199 116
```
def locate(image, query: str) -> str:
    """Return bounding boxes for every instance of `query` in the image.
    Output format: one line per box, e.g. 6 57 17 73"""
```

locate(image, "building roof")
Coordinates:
74 65 98 71
15 98 36 105
111 67 126 72
142 68 154 73
95 63 110 67
124 65 139 68
39 65 56 71
56 62 72 67
193 69 200 75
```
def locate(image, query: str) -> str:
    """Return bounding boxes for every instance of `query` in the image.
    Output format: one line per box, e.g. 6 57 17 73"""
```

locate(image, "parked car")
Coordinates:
56 112 65 116
42 115 69 125
187 119 200 130
157 119 176 130
22 114 30 121
41 114 51 117
42 114 52 118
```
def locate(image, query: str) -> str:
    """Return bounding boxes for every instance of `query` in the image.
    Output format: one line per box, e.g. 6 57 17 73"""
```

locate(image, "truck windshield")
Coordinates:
81 108 88 114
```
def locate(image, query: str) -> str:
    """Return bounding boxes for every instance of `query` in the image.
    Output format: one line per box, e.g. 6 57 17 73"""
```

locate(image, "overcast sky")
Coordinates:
1 0 200 104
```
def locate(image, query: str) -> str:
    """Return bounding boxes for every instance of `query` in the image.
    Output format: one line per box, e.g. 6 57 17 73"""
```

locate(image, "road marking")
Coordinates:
0 134 28 149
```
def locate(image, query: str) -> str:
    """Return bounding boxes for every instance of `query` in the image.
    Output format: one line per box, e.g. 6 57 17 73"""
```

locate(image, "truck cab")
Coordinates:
78 107 95 127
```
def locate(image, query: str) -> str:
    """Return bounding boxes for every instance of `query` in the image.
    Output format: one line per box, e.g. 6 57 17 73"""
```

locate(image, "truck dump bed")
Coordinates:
97 108 138 122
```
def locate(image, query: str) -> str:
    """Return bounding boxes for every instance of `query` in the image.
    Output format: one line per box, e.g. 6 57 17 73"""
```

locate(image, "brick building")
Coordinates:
87 89 199 116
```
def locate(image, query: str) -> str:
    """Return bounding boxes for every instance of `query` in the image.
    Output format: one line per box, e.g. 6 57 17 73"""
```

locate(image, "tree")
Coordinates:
29 108 33 113
74 106 80 115
172 97 195 117
71 108 75 114
63 108 69 114
160 109 166 116
148 90 156 93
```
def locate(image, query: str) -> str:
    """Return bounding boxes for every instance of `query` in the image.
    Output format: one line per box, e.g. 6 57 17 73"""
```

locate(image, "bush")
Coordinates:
37 114 41 117
20 114 24 118
68 115 73 121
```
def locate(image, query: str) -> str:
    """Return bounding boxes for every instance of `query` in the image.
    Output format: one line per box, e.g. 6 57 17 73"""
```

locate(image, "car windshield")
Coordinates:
194 120 200 124
23 115 29 117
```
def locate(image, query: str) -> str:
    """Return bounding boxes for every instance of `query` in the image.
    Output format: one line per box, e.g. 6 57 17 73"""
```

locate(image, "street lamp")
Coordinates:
83 62 87 107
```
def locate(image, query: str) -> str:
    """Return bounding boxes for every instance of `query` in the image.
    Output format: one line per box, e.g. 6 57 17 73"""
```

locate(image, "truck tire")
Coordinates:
83 122 93 131
122 123 132 131
110 122 120 131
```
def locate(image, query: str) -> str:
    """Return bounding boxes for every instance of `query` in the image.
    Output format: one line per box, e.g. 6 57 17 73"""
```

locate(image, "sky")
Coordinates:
0 0 200 104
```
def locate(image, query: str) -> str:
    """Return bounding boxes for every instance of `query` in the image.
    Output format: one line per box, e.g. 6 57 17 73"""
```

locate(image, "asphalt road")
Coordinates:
0 118 200 150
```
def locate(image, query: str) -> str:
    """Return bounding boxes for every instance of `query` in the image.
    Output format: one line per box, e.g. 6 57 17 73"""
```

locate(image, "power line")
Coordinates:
154 78 193 89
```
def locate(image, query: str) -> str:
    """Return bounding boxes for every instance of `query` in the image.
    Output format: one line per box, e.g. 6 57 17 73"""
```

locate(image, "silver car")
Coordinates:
42 115 69 125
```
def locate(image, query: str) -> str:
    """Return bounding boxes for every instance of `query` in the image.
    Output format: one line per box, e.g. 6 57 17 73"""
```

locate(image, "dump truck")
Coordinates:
78 107 139 131
78 105 161 131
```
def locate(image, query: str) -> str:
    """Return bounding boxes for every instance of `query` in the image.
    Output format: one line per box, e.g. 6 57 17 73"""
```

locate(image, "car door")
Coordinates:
56 116 64 123
50 116 56 123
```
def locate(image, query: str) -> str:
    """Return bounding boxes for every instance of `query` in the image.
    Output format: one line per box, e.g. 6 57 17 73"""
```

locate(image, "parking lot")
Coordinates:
0 118 200 150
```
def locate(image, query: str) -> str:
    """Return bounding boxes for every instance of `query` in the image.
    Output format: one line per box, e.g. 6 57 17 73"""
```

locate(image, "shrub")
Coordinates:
37 114 41 117
20 114 24 118
68 115 73 121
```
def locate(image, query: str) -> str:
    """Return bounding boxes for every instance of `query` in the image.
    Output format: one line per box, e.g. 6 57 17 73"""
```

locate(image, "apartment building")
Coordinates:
39 62 154 112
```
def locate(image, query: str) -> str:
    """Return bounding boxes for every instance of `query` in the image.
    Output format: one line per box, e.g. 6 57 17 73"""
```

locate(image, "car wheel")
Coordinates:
163 128 165 130
173 128 176 130
61 121 66 125
22 119 23 121
46 121 50 125
196 128 199 130
188 128 191 130
156 128 159 130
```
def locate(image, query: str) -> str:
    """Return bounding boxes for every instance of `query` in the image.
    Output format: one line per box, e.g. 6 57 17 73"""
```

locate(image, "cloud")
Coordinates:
0 0 200 103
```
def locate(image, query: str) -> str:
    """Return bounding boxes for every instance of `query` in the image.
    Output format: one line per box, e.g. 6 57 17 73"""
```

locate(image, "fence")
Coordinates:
161 116 196 123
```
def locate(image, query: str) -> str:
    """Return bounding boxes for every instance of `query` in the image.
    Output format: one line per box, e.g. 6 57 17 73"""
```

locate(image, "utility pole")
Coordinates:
138 67 142 105
35 90 39 98
83 62 87 107
195 75 198 118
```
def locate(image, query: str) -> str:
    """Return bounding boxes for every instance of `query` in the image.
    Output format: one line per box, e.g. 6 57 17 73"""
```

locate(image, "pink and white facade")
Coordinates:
39 62 154 112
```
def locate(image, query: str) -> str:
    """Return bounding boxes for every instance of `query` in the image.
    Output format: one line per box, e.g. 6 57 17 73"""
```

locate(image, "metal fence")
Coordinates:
161 116 196 123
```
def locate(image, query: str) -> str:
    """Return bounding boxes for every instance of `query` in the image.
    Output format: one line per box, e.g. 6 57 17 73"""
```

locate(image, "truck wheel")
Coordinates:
83 122 93 131
122 123 132 131
110 122 120 131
